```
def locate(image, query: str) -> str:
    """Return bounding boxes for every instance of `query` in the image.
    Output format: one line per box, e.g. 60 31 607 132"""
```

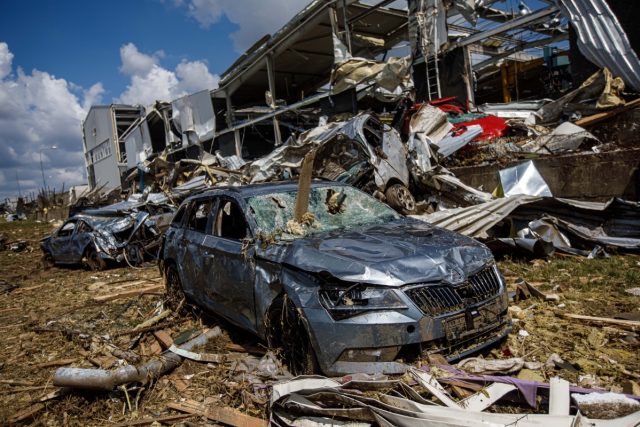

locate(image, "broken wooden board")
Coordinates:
167 399 267 427
575 98 640 127
225 342 266 356
93 284 164 302
111 413 192 427
561 313 640 331
35 358 77 369
153 330 173 349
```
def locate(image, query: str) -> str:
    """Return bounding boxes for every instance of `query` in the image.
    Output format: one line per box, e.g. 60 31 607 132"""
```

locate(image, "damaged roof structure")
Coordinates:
76 0 640 261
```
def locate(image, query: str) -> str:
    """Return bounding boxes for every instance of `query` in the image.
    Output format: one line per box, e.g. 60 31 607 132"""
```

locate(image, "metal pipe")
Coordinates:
53 328 222 391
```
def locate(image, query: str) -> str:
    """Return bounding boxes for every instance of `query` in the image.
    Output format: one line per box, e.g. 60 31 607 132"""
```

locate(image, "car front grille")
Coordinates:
406 266 502 317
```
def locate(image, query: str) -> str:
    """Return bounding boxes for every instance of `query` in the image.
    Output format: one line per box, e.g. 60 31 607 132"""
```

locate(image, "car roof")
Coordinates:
185 180 351 201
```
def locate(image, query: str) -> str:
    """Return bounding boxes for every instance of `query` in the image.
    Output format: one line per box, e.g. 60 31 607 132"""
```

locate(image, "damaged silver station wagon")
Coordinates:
160 181 510 375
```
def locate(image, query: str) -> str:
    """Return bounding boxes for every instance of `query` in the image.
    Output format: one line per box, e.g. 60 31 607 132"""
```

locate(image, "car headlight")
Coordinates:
319 283 408 320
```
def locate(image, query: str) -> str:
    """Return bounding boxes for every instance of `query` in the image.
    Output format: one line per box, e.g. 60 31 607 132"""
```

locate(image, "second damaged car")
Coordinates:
41 212 162 270
160 181 510 375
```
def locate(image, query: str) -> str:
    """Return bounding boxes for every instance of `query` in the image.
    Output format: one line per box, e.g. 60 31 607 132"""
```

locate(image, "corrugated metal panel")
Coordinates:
413 195 640 247
411 195 543 237
559 0 640 91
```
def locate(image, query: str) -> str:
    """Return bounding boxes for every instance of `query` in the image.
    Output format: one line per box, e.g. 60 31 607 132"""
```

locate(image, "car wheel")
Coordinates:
84 247 106 271
268 296 319 375
42 251 55 270
385 183 416 215
165 264 187 311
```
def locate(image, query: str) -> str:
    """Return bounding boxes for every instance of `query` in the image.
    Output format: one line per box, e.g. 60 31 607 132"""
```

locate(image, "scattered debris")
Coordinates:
3 0 640 424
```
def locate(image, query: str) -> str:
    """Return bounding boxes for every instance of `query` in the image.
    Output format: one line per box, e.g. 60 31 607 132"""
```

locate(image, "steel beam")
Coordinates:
473 32 567 70
451 5 559 49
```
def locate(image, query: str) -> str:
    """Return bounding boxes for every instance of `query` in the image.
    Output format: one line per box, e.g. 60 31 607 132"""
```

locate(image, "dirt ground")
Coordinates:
1 219 638 426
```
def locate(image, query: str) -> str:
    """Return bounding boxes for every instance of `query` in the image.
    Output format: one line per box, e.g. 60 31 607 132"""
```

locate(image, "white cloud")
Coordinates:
184 0 309 52
119 43 163 77
0 42 14 79
0 42 101 199
0 41 220 199
176 60 219 93
116 43 219 106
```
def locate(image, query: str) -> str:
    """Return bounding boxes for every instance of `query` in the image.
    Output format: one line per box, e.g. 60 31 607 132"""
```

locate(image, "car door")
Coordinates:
69 220 94 263
50 220 77 263
178 198 216 301
201 196 257 333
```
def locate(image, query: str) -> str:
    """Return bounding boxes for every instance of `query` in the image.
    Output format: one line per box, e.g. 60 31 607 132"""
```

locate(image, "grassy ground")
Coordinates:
497 254 640 388
0 219 638 425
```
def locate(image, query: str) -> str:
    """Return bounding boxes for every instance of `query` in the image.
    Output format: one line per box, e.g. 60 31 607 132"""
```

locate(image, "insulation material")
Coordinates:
528 69 626 124
331 56 411 95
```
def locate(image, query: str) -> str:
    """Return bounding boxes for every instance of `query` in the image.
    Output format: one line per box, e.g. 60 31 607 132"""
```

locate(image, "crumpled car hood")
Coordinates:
259 218 494 286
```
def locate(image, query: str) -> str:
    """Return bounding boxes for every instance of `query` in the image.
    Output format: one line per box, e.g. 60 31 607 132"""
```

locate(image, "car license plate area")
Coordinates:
442 298 502 340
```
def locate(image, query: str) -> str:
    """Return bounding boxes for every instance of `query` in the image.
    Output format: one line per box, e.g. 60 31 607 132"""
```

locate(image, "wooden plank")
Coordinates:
153 330 173 349
12 283 48 294
293 149 317 221
35 358 77 368
93 284 164 302
574 98 640 127
167 400 267 427
561 313 640 331
224 343 266 356
111 413 192 427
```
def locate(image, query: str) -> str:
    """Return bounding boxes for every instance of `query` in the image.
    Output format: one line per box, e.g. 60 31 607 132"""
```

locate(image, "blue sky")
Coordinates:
0 0 310 200
0 0 240 98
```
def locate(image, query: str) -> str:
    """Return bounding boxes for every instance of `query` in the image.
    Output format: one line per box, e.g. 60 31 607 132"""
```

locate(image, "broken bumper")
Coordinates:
303 289 510 376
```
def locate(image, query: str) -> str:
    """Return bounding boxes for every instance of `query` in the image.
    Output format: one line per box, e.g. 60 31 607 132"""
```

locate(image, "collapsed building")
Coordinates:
76 0 640 257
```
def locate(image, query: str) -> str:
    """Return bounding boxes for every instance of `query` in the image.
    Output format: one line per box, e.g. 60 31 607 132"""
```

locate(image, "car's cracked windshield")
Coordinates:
246 185 400 240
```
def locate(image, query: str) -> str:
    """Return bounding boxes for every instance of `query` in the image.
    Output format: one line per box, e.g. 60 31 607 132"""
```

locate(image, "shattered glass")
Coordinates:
246 186 400 240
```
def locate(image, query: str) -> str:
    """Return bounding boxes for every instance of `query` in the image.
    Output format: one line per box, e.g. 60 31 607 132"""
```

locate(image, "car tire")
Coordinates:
268 295 319 375
385 183 416 215
165 264 187 311
42 251 55 270
84 247 106 271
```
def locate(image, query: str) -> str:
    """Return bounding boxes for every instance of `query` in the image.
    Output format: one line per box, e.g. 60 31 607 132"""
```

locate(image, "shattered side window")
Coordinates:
213 200 249 240
57 221 77 237
246 185 400 240
76 221 92 233
186 199 213 233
